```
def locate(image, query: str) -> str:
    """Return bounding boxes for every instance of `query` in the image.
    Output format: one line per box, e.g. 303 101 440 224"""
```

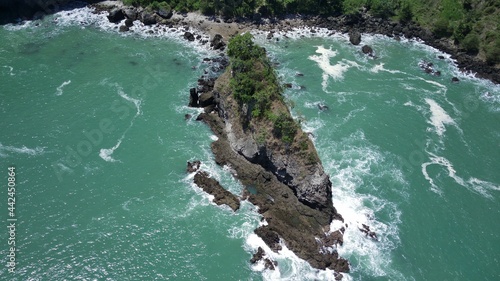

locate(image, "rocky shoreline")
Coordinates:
88 1 499 84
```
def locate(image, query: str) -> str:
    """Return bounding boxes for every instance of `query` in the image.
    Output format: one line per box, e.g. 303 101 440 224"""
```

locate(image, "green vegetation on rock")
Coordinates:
227 33 281 118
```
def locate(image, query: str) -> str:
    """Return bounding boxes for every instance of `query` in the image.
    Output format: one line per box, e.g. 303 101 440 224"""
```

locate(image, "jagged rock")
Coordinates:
107 8 125 23
250 247 265 263
452 77 460 83
361 45 373 56
254 226 282 252
199 92 215 107
193 171 240 211
119 25 129 32
267 31 274 40
157 7 173 19
284 83 293 88
349 30 361 45
323 229 344 247
317 103 329 111
124 18 134 27
123 8 137 21
184 31 195 41
141 12 157 25
187 160 201 173
211 34 226 51
188 88 198 107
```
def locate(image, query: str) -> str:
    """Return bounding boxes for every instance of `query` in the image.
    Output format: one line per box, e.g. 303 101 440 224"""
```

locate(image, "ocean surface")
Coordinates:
1 7 499 281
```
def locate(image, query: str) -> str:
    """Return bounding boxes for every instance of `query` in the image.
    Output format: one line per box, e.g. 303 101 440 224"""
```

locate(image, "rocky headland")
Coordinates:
187 33 350 277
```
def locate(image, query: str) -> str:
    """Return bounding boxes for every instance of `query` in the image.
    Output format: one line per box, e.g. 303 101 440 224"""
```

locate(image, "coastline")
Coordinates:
88 1 499 84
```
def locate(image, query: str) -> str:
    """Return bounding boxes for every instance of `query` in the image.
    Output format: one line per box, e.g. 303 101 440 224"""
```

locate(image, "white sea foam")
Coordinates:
308 46 356 91
99 83 142 162
0 143 45 158
422 152 500 198
51 6 214 55
55 80 71 96
424 98 456 137
2 65 15 76
370 63 403 74
315 130 407 279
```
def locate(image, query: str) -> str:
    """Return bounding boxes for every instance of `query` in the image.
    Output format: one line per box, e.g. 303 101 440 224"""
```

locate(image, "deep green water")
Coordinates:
1 7 499 281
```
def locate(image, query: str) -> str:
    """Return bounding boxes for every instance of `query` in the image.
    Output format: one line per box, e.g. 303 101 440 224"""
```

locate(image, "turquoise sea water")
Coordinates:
1 7 499 281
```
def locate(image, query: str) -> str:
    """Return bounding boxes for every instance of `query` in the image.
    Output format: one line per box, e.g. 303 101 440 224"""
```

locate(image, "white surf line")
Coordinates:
422 151 500 198
55 80 71 96
99 83 142 163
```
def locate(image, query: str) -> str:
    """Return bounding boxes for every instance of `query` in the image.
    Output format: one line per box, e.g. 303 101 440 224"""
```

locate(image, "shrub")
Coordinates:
461 32 479 54
273 113 298 144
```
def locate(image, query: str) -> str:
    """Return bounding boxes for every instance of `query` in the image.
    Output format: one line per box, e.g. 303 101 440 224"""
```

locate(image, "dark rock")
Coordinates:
323 229 344 247
296 72 304 77
250 247 265 263
349 30 361 45
157 7 173 19
438 55 445 60
193 171 240 211
317 103 329 111
123 8 137 21
361 45 373 56
452 77 460 83
107 8 125 23
204 104 216 113
188 88 198 107
254 226 282 252
124 19 134 27
119 25 129 32
199 91 215 107
267 31 274 40
184 114 192 120
187 160 201 173
284 83 293 88
184 31 195 41
211 34 226 51
141 12 157 25
334 272 344 280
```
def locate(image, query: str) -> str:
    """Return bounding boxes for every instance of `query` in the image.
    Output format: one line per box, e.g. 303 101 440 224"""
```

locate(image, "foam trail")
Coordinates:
424 98 455 137
55 80 71 96
370 63 403 74
0 143 45 158
422 152 500 198
99 84 142 162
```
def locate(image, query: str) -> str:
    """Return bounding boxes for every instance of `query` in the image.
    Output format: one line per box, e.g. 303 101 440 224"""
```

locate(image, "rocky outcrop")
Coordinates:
250 247 277 270
210 34 226 51
193 63 349 273
349 29 361 45
107 8 124 23
193 170 240 211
